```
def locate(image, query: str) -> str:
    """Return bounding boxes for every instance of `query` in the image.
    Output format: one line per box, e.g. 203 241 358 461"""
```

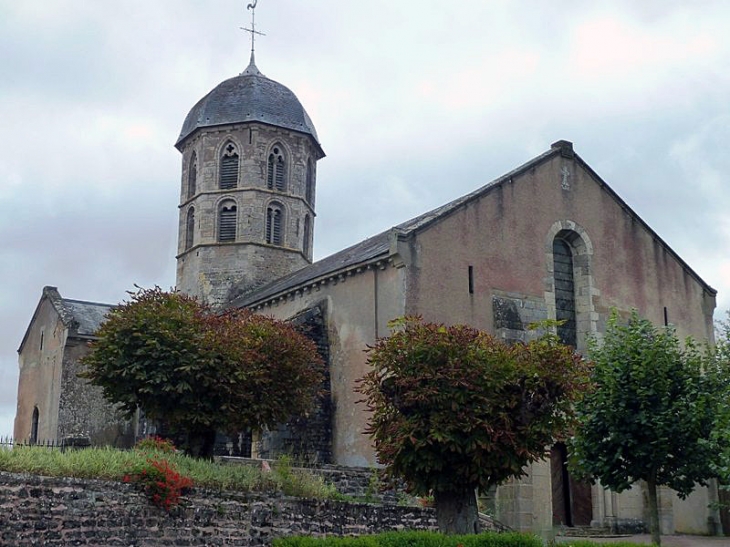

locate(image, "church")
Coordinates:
13 39 724 537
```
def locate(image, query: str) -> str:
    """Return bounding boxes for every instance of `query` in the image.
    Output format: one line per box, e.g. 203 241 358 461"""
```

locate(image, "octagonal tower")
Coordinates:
175 55 325 306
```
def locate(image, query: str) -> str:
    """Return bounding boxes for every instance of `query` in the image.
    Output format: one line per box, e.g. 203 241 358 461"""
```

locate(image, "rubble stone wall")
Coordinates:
0 472 438 546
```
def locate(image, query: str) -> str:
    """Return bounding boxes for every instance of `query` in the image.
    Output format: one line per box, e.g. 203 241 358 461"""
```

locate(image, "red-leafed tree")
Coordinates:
357 317 591 534
82 287 323 457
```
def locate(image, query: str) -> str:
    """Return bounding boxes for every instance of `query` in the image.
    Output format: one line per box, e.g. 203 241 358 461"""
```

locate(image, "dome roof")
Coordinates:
176 57 321 151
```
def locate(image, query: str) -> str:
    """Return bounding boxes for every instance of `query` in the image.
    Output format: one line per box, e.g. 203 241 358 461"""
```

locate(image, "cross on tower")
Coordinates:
241 0 266 56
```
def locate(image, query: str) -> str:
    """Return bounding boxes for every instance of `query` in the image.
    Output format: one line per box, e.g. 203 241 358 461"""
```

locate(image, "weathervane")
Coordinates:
241 0 265 57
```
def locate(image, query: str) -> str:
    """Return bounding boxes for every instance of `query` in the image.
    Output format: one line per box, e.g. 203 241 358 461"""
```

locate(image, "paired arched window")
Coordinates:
303 215 311 256
219 141 239 190
267 145 286 191
218 201 237 242
266 203 284 245
185 207 195 250
30 406 39 444
187 151 197 198
305 158 315 204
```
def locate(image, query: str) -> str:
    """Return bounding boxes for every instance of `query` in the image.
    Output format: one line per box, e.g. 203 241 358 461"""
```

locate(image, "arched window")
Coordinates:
266 203 283 245
218 201 237 242
267 145 286 191
185 207 195 250
219 141 239 190
553 237 576 347
30 406 39 444
303 215 311 256
305 158 315 204
187 151 197 198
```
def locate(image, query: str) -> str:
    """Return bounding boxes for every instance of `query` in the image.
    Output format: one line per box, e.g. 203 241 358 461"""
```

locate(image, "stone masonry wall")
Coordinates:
257 305 332 464
0 472 437 546
492 292 548 345
57 338 135 448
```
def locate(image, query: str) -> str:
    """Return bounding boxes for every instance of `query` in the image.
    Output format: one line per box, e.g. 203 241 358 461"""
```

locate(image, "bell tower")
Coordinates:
174 51 324 306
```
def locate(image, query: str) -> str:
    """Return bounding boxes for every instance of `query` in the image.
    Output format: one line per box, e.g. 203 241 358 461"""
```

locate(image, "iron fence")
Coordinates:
0 436 89 451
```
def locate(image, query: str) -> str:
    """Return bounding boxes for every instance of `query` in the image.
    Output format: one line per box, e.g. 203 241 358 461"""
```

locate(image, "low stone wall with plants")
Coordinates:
220 457 399 504
0 471 438 546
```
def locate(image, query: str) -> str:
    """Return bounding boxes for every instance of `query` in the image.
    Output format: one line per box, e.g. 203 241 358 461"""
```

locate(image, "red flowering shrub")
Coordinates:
124 457 193 511
134 435 177 453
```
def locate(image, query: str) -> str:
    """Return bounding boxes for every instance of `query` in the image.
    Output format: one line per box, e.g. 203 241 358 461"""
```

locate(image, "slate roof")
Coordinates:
233 141 717 309
176 56 321 152
229 231 392 308
61 299 114 337
18 287 114 353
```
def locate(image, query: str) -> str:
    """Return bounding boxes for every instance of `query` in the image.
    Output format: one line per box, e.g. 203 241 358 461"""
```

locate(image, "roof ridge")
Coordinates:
62 298 115 308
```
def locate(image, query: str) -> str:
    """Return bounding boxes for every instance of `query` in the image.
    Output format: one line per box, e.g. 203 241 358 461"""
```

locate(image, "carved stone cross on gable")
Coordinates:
561 166 571 191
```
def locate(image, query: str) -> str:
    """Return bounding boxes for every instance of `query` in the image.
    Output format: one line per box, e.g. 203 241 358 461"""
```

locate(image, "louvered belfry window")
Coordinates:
188 152 197 198
266 205 283 245
218 202 237 242
267 145 286 191
185 207 195 250
219 142 239 190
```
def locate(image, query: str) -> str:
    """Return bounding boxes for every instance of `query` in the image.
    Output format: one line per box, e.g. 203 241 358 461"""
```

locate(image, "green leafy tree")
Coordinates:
357 317 590 534
571 310 721 546
82 287 323 457
710 314 730 510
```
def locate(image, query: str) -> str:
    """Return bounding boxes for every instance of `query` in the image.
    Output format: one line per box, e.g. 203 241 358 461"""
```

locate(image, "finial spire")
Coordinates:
241 1 265 69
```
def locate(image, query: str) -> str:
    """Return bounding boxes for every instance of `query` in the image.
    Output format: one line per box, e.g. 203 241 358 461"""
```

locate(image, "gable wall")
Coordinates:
14 299 67 442
406 153 714 344
404 151 717 534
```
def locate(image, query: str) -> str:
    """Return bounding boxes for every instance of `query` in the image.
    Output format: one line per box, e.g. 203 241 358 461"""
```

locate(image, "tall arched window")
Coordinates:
305 158 315 204
267 145 286 191
185 207 195 250
219 141 239 190
266 203 283 245
553 237 576 347
187 151 197 198
303 214 311 256
30 406 39 444
218 201 237 242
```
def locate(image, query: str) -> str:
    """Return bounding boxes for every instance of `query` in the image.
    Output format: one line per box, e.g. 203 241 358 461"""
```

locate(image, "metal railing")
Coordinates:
0 436 90 451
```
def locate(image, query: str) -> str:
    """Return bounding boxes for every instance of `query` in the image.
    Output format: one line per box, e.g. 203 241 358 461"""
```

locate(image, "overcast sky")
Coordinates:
2 0 730 438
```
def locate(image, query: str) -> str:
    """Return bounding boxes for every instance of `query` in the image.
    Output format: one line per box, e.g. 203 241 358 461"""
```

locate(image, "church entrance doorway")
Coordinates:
550 442 592 527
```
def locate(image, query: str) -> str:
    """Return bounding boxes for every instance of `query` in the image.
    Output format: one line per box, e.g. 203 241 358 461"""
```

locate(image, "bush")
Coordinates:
123 457 193 511
134 435 177 454
274 531 542 547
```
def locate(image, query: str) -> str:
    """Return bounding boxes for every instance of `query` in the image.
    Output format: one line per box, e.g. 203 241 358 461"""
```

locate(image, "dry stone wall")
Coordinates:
0 472 438 546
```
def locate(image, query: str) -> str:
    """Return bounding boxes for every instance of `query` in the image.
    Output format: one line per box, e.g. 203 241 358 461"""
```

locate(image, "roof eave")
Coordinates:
175 121 325 157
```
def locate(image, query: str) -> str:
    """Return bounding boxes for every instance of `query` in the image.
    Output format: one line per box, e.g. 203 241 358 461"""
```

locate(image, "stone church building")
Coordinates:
14 52 724 536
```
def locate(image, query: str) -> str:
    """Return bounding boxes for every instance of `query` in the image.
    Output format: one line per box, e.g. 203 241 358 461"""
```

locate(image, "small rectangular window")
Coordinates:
468 266 474 294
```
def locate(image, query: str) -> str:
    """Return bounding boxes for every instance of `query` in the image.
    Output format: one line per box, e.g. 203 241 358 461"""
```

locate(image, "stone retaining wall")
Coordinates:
219 457 400 504
0 471 438 546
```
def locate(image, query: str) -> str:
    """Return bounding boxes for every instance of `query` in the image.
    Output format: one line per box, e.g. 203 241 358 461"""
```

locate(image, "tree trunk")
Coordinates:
646 475 662 547
434 487 480 535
